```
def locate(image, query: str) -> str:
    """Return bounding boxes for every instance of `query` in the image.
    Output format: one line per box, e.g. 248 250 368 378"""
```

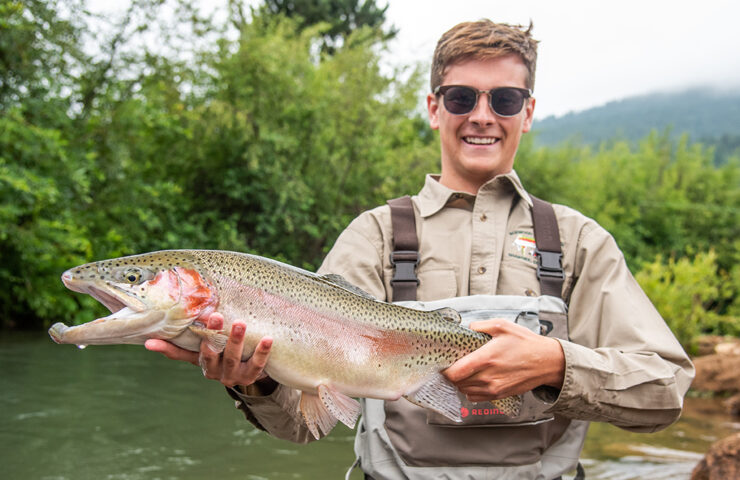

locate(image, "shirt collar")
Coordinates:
417 170 533 218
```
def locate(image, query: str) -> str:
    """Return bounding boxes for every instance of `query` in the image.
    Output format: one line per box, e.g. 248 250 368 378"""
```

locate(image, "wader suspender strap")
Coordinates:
387 196 419 301
388 194 565 301
530 195 565 298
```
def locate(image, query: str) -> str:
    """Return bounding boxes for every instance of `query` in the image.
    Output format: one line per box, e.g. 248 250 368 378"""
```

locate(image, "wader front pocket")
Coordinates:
426 390 554 427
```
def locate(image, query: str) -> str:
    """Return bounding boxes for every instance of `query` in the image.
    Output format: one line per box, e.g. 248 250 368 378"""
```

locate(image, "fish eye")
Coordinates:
125 270 140 283
118 267 154 285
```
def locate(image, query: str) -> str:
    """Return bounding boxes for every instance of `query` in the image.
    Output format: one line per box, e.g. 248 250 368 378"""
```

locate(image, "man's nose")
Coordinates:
468 93 496 126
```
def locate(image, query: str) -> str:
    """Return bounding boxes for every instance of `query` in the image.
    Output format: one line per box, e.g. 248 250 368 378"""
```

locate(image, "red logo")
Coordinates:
460 406 503 418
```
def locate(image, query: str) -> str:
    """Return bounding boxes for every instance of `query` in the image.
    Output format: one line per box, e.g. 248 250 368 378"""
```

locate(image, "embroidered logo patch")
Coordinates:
507 230 537 265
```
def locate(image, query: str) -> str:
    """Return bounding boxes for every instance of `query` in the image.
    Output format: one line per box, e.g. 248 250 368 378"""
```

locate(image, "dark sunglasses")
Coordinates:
433 85 532 117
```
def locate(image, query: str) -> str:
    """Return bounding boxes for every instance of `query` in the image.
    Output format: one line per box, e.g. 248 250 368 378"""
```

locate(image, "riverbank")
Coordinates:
688 336 740 480
691 336 740 415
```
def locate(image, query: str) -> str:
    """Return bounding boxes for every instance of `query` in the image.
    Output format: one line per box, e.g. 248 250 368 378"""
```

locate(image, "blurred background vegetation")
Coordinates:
1 0 738 351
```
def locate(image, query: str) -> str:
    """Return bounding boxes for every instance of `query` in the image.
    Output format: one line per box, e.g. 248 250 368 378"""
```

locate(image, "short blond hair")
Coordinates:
431 20 538 92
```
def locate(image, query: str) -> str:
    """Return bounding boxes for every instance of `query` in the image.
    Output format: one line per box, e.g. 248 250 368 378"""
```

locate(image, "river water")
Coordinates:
2 331 738 480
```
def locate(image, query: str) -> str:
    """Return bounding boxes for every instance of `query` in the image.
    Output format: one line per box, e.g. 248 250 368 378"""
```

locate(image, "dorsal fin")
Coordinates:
433 307 461 323
320 274 376 300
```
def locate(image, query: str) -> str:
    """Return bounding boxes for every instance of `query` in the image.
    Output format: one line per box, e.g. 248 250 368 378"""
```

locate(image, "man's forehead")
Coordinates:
441 55 529 88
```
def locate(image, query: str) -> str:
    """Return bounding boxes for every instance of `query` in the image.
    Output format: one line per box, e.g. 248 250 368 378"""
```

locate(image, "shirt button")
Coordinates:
480 213 488 222
478 266 487 274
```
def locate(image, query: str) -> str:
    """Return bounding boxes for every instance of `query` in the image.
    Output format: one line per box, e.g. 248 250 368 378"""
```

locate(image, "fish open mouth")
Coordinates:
88 285 129 313
65 281 145 314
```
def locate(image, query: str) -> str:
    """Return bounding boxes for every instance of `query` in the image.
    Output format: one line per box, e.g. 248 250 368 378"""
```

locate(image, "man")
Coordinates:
146 20 694 479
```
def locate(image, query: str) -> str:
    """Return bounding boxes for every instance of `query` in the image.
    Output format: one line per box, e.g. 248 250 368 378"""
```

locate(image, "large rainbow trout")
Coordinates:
49 250 521 438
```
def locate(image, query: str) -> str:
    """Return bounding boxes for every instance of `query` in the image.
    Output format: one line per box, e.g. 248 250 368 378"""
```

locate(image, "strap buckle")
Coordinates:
536 250 564 280
390 250 420 286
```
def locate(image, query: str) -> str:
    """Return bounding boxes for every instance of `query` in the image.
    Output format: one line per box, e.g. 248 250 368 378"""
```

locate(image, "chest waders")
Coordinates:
348 195 586 480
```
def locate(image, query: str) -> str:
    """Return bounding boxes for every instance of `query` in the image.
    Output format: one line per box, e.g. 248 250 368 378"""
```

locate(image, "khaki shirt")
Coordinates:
229 171 694 445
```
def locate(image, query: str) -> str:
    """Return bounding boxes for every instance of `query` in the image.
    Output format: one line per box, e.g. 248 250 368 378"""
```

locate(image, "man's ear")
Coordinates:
427 93 441 130
522 97 536 133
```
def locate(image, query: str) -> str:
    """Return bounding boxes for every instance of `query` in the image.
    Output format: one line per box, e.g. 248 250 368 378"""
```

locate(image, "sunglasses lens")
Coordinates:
490 88 526 116
443 86 478 115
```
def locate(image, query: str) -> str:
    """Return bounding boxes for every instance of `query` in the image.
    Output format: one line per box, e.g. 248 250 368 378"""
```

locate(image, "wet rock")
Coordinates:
716 342 740 356
691 354 740 394
695 336 728 356
691 432 740 480
724 393 740 417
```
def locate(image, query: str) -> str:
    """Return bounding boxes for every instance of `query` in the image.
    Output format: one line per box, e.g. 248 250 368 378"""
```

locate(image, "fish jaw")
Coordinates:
48 307 172 345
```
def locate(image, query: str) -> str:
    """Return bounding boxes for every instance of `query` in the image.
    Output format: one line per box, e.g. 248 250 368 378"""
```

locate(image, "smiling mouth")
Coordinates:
463 136 499 145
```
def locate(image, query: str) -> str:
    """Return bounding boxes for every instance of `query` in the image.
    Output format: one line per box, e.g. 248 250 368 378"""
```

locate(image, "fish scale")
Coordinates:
50 249 523 438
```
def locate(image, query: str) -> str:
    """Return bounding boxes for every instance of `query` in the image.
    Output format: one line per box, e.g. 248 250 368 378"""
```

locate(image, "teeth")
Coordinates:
464 137 498 145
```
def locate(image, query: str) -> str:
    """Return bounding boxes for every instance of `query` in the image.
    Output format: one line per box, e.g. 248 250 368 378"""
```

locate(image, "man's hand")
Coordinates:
443 319 565 402
144 313 274 390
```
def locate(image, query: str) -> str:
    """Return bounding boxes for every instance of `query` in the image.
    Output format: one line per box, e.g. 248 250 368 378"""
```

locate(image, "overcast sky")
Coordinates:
383 0 740 119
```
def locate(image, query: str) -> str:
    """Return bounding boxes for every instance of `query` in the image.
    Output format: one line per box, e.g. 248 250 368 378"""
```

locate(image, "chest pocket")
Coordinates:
499 229 543 296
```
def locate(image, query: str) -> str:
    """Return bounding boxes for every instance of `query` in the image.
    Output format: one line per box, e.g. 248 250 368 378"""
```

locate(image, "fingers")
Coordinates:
220 321 246 385
145 339 199 365
247 337 273 380
204 313 225 350
443 343 491 383
221 324 272 387
197 312 273 388
468 319 511 335
199 314 224 379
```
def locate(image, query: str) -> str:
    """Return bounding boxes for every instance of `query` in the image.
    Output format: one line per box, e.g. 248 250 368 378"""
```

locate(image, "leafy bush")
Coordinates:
635 250 739 352
518 133 739 274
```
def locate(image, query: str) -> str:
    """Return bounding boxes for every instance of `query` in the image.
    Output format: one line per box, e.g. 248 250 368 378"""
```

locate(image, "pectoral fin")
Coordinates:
299 392 338 440
404 373 462 422
317 384 361 429
187 324 228 353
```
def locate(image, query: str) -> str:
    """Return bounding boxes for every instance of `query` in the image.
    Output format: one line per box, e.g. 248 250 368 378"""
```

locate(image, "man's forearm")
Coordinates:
545 339 693 432
228 383 321 443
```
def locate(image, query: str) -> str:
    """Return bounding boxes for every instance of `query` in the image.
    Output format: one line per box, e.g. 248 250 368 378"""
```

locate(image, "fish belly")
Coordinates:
221 300 440 400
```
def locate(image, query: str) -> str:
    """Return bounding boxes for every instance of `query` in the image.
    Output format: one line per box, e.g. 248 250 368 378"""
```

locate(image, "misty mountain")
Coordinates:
532 87 740 161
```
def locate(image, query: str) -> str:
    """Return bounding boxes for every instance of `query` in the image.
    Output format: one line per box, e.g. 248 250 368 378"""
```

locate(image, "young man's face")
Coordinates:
427 55 535 194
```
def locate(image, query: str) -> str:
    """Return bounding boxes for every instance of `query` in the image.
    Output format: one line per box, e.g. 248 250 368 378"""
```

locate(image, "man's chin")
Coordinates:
461 158 513 180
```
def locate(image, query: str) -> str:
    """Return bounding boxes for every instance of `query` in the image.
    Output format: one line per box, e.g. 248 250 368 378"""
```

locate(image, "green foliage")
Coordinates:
635 251 739 351
518 132 740 273
163 14 427 267
0 0 428 327
0 0 84 109
260 0 397 52
702 133 740 165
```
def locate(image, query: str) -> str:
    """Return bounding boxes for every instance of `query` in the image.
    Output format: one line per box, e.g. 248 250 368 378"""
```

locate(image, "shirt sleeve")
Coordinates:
224 210 387 442
544 221 695 432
